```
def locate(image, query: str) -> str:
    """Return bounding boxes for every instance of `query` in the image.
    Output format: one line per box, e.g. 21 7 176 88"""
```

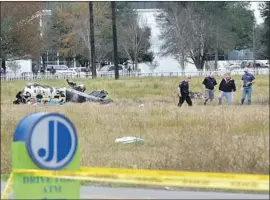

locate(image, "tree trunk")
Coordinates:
214 27 219 70
180 51 185 71
201 55 206 70
134 55 138 71
2 57 6 72
0 1 3 72
214 48 218 70
192 54 206 70
134 31 138 71
41 56 46 74
111 1 119 80
89 1 97 79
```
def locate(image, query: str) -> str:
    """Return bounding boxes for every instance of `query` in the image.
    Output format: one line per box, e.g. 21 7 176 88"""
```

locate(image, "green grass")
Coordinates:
0 174 9 181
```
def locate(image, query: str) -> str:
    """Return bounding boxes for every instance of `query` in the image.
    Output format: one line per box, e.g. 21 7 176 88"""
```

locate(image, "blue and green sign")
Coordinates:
12 112 80 199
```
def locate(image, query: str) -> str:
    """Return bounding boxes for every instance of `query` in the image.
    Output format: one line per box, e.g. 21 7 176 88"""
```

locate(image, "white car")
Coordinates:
98 64 125 77
70 67 91 77
47 65 77 76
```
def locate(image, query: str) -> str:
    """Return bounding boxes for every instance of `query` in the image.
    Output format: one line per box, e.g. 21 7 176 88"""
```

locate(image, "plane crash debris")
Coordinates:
13 81 113 105
189 92 204 99
115 137 145 144
66 79 86 92
66 88 113 104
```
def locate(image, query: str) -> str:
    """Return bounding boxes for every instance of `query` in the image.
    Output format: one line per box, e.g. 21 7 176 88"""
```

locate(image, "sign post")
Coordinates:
12 112 80 199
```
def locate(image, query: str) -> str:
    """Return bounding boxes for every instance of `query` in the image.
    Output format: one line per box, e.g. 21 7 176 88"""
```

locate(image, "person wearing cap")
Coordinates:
202 72 217 105
178 77 192 107
218 72 236 105
241 68 255 105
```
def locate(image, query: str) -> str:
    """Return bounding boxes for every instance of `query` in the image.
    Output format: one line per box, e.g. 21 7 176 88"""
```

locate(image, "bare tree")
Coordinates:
118 15 152 70
8 61 21 75
157 2 248 70
147 60 159 72
157 3 200 71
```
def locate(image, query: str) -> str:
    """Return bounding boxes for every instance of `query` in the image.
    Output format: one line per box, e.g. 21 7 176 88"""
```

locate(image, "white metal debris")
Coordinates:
115 137 144 144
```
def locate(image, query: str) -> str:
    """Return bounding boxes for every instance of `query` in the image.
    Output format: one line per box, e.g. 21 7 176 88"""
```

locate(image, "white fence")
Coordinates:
0 69 269 81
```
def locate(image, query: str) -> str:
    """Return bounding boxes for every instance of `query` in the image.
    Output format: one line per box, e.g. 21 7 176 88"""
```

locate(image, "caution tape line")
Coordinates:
14 167 270 180
12 168 269 192
15 173 269 192
1 173 13 200
79 167 269 181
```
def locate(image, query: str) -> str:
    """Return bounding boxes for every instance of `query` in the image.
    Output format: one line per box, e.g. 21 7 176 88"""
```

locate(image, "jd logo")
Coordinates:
26 114 78 170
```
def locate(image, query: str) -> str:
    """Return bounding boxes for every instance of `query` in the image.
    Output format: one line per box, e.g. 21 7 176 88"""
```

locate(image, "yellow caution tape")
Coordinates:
2 167 269 199
1 173 13 200
11 167 269 192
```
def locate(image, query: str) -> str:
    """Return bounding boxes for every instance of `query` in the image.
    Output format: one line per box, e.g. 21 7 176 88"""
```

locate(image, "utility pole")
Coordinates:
0 1 2 68
89 1 96 78
0 1 4 72
252 20 256 68
111 1 119 80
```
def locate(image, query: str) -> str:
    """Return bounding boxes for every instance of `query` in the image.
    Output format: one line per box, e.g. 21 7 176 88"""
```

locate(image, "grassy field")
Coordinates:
1 75 269 176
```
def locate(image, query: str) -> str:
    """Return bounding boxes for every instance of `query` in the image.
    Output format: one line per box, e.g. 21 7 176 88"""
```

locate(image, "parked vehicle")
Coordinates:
97 64 125 77
46 65 77 76
240 61 269 69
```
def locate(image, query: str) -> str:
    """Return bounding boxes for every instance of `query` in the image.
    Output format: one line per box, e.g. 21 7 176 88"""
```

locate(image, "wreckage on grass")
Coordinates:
13 80 113 105
189 92 204 99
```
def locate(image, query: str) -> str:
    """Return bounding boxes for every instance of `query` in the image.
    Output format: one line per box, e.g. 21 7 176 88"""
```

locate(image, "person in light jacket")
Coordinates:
218 72 236 105
241 68 255 105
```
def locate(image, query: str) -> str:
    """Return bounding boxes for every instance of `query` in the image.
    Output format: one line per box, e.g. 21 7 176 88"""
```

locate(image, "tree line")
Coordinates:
157 1 269 70
0 1 269 73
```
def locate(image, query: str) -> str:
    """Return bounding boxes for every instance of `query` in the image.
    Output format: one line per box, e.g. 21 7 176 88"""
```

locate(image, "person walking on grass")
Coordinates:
178 77 192 107
218 72 236 105
241 68 255 105
202 72 217 105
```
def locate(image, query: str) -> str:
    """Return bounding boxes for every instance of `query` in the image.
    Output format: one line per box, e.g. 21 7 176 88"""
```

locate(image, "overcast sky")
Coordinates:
250 2 264 24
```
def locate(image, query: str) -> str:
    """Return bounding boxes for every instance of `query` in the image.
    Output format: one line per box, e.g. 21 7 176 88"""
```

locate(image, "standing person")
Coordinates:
218 72 236 105
202 72 217 105
127 66 131 77
178 77 192 107
50 66 56 75
241 68 255 105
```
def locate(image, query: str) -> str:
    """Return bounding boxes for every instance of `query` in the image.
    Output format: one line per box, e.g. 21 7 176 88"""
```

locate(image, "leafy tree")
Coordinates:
254 24 268 60
1 2 43 71
260 2 270 63
45 2 113 69
45 1 153 71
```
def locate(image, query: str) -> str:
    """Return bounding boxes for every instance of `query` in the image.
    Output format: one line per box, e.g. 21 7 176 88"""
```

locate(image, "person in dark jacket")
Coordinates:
178 77 192 107
202 72 217 105
218 72 236 105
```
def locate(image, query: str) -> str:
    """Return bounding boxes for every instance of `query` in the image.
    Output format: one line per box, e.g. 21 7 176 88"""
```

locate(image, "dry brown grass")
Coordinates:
1 76 269 175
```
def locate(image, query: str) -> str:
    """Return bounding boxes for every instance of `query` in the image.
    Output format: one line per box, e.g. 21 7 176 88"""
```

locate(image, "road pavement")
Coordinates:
1 181 269 199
